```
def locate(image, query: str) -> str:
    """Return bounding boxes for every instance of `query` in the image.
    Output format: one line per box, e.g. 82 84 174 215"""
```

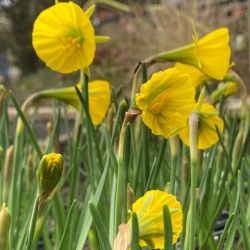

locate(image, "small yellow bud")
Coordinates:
36 153 63 201
0 203 11 250
224 81 238 96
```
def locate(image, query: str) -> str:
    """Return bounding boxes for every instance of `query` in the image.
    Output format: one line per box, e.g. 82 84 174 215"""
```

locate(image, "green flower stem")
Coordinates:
143 44 196 66
92 0 131 13
130 63 141 106
170 136 178 194
114 114 129 234
187 113 199 250
8 91 43 248
26 196 39 250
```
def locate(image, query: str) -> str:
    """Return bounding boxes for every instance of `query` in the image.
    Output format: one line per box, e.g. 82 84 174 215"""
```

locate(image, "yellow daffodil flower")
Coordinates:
146 28 230 80
136 68 195 138
32 2 98 73
174 63 209 87
131 190 183 248
179 103 224 149
41 80 111 125
113 190 183 250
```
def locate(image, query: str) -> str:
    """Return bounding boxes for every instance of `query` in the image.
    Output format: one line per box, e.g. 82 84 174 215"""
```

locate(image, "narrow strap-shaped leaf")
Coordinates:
163 205 173 250
75 160 109 250
89 203 112 250
9 91 42 158
58 200 78 250
131 212 140 250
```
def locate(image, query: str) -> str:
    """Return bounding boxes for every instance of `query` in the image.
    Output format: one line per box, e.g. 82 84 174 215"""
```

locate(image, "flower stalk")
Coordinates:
187 112 199 250
26 153 63 250
170 136 179 194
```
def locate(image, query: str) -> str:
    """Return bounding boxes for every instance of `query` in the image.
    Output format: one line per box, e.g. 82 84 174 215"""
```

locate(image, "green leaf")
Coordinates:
89 203 112 250
163 205 173 250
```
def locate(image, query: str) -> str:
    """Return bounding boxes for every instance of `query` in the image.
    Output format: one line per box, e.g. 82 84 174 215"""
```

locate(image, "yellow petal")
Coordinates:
95 36 111 43
174 63 209 87
179 103 224 149
197 28 230 80
85 4 96 18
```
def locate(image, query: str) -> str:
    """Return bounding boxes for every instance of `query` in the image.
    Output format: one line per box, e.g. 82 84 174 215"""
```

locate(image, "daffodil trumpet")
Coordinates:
135 67 195 139
32 2 110 74
114 190 183 249
143 28 231 80
37 80 111 126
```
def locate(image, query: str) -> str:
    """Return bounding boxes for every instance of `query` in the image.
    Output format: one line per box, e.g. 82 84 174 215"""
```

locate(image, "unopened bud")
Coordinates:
37 153 63 201
0 203 11 250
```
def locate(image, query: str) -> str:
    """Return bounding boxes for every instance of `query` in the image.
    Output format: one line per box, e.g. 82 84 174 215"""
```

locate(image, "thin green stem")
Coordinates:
26 196 39 250
187 113 199 250
170 136 178 194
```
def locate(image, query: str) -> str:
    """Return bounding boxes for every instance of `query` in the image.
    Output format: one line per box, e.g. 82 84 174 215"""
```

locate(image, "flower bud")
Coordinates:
36 153 63 201
0 203 11 250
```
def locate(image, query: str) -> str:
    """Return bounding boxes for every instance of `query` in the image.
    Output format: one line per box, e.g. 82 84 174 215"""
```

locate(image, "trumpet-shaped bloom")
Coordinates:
179 103 224 149
132 190 183 248
32 2 96 73
113 190 183 250
136 68 195 138
41 80 111 125
174 63 209 87
150 28 230 80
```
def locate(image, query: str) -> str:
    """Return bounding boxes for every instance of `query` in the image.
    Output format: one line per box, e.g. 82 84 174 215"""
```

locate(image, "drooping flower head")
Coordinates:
146 28 231 80
32 2 96 73
136 68 195 138
40 80 111 125
131 190 183 248
179 102 224 149
113 190 183 250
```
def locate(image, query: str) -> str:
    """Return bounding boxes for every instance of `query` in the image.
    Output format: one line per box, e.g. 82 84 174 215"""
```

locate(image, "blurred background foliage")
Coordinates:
0 0 248 100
